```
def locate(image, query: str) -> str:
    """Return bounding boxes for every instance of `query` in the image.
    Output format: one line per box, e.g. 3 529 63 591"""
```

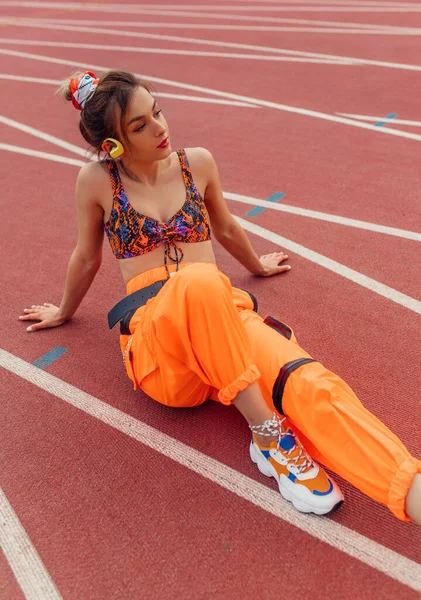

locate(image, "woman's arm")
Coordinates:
194 148 290 277
19 163 105 331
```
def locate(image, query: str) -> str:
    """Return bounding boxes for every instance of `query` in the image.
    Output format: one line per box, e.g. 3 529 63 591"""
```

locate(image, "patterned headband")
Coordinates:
69 71 98 111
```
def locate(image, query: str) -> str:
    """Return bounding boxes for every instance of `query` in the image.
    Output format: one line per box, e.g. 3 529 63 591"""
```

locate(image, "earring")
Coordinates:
102 137 125 158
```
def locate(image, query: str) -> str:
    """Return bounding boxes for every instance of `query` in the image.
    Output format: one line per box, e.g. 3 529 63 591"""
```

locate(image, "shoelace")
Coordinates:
277 427 314 475
250 413 314 475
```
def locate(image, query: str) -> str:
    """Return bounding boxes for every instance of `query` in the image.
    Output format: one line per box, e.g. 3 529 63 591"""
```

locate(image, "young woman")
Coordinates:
19 70 421 523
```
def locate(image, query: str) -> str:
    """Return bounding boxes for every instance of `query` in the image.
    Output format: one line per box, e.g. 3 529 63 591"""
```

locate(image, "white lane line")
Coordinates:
0 487 63 600
235 216 421 315
0 115 89 157
220 0 421 6
2 140 421 314
1 24 414 36
152 91 258 107
135 2 421 10
5 1 415 10
0 10 412 31
4 18 414 36
0 73 60 84
2 48 421 144
1 349 420 592
0 75 258 108
218 6 421 12
127 2 421 12
9 15 416 33
120 4 421 12
225 193 421 242
1 1 421 13
0 143 86 166
2 117 420 243
203 0 421 6
0 38 354 65
0 21 355 64
1 0 421 7
3 18 421 73
337 113 421 127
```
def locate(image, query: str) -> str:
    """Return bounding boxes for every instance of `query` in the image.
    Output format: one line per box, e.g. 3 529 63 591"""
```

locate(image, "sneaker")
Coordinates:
250 423 344 515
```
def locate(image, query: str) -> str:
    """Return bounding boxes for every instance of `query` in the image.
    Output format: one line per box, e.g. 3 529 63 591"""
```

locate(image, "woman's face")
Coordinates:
120 86 171 161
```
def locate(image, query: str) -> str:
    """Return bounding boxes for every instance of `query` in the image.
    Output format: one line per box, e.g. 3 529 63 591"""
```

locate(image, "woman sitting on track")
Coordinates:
19 70 421 523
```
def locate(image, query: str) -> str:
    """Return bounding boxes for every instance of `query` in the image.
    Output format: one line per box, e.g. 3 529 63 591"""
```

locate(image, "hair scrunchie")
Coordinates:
69 71 98 111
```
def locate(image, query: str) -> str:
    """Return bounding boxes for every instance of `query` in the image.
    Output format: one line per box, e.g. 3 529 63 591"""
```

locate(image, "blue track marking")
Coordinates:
32 346 68 369
374 113 398 127
246 192 285 217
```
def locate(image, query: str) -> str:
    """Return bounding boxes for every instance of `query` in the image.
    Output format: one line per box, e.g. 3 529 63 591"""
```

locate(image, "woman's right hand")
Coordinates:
18 303 69 332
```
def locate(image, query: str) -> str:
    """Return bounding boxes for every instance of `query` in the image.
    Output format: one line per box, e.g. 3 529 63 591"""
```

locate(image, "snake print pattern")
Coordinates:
104 149 211 260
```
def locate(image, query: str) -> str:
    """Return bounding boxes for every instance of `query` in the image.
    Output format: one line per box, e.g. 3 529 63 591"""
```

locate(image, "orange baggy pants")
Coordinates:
121 262 421 521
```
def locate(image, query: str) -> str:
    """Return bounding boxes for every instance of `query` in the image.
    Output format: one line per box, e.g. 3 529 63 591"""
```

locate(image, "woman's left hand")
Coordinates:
258 252 291 277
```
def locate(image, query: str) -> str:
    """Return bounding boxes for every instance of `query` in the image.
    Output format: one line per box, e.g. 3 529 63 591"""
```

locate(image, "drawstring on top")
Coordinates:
163 232 184 277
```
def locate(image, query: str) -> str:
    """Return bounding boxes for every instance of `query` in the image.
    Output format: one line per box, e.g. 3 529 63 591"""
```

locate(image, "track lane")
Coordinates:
1 56 420 231
2 368 421 599
1 3 421 596
1 153 420 561
0 550 25 600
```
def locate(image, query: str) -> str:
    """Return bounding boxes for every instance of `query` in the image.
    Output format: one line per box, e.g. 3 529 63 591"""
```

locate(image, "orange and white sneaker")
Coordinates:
250 416 344 515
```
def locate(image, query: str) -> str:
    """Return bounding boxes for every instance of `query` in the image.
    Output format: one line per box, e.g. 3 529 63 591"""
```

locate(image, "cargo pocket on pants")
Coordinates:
124 321 159 392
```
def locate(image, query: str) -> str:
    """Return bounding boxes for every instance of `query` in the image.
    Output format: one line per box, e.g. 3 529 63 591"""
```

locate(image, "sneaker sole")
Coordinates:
249 441 344 516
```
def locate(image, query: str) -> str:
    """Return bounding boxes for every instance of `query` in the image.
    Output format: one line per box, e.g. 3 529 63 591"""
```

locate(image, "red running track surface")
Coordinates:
1 1 421 598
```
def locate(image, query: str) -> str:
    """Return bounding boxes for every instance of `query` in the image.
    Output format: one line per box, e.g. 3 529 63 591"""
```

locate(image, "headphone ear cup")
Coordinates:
102 137 125 158
110 141 125 158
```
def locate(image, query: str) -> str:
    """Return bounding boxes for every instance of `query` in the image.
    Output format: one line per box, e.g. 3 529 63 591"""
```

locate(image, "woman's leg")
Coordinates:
232 381 344 515
406 476 421 522
281 363 421 524
139 264 260 406
236 300 421 523
128 264 342 514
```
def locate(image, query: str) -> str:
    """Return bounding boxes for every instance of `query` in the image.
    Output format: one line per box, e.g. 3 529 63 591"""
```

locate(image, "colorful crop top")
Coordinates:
104 149 211 271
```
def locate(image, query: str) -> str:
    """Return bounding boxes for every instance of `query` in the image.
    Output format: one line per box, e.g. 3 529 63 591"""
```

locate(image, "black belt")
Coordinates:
108 279 167 329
